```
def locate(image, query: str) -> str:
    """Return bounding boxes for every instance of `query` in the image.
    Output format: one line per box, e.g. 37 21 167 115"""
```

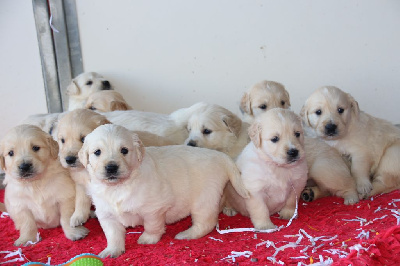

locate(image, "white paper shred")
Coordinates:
0 212 9 218
24 232 41 246
209 237 223 242
355 230 370 240
391 209 400 225
0 249 26 264
342 216 367 226
323 249 349 258
222 251 252 262
49 15 59 33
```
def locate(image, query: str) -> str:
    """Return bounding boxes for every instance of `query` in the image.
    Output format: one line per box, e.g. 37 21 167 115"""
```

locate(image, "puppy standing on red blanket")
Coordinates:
223 109 308 229
0 125 89 246
78 124 249 258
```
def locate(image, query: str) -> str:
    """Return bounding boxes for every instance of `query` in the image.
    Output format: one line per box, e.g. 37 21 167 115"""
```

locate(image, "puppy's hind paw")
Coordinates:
14 234 41 246
223 207 238 217
301 187 314 202
70 212 90 227
357 180 372 199
138 232 162 244
99 247 125 258
65 225 89 241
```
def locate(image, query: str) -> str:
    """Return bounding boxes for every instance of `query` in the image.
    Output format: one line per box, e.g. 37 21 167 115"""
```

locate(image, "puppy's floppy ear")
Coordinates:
78 142 89 168
300 104 311 127
132 133 145 162
66 80 80 96
222 113 242 138
347 93 360 119
239 93 252 115
248 122 262 148
0 144 5 171
110 101 130 111
46 134 59 160
95 116 111 127
284 89 291 108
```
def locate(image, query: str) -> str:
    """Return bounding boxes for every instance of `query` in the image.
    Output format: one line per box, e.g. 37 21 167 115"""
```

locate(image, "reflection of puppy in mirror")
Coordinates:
56 109 111 227
301 86 400 198
1 125 88 246
184 103 249 159
67 72 113 111
85 90 132 112
240 80 290 123
79 124 249 258
224 109 307 230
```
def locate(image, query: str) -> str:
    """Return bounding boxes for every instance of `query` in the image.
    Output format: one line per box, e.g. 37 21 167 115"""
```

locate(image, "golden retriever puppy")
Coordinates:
56 109 111 227
67 72 113 111
102 102 208 144
240 80 291 123
0 125 88 245
184 103 249 159
85 90 132 112
78 124 249 258
223 109 307 229
20 112 61 137
301 86 400 198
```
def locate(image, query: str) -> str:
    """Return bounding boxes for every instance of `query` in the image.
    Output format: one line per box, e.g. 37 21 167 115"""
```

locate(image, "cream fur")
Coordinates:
79 124 249 258
85 90 132 112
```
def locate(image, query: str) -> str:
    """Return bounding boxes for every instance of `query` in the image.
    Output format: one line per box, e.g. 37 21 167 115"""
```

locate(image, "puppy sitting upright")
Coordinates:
224 109 308 230
67 72 113 111
0 125 88 245
56 109 111 227
301 86 400 198
78 124 249 258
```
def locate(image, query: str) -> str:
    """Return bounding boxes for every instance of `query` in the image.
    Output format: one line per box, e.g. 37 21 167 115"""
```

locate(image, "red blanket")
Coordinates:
1 188 400 265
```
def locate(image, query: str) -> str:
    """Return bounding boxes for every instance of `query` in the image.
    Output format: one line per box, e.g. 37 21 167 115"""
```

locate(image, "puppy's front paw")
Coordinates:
138 232 162 244
357 180 372 199
301 187 314 202
99 247 125 258
253 221 276 230
279 208 296 220
70 211 90 227
64 225 89 241
14 233 41 246
343 192 359 205
222 207 238 217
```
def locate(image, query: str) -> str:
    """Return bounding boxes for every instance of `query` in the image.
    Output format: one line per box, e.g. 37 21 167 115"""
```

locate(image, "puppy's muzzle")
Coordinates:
102 80 111 90
324 123 338 137
18 162 34 178
187 140 198 147
65 155 77 166
286 148 299 163
105 163 119 179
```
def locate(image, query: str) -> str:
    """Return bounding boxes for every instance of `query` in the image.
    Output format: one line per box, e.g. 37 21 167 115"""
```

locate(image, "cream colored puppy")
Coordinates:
85 90 132 112
184 103 249 158
78 124 249 258
224 108 307 230
21 112 61 137
56 109 111 227
102 102 208 144
0 125 88 245
240 80 291 123
224 109 307 229
67 72 113 111
301 86 400 198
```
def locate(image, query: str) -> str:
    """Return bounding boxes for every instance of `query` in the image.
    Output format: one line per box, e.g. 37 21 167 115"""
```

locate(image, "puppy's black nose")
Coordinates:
105 163 119 174
19 162 32 173
102 80 111 90
65 156 77 165
187 140 197 147
325 123 337 136
287 148 299 159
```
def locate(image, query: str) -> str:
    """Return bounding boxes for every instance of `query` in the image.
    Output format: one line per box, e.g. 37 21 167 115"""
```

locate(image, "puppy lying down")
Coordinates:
79 124 249 258
223 109 308 230
0 125 88 246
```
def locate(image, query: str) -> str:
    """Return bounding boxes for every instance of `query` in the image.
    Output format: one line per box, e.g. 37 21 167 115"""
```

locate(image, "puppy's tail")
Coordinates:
226 160 249 199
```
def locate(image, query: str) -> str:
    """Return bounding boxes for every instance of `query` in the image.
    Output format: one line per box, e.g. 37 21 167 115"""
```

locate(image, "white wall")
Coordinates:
0 1 47 139
76 0 400 123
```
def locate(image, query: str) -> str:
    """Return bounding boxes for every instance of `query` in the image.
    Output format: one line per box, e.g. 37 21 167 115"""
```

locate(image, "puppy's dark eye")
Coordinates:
338 108 344 114
315 110 322 116
203 129 212 135
81 136 85 143
89 106 96 111
8 150 14 157
121 147 128 155
259 104 267 110
32 146 40 152
94 149 101 156
187 127 191 132
61 138 65 144
271 136 279 143
281 101 285 106
295 132 301 138
86 80 93 86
